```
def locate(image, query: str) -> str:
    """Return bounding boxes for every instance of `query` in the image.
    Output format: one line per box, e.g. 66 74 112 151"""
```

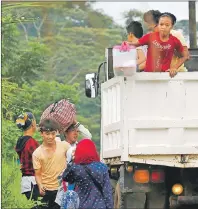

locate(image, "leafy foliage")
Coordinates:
2 13 49 86
175 19 198 37
2 161 35 209
122 9 149 36
17 80 80 121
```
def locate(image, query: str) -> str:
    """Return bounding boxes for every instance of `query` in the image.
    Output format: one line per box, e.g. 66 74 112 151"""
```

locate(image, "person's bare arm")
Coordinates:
174 46 190 60
136 48 146 65
138 61 146 71
128 39 141 47
32 152 45 196
169 50 189 78
73 117 92 139
171 30 190 60
35 169 46 196
173 50 188 70
127 35 141 46
183 46 190 60
128 33 150 48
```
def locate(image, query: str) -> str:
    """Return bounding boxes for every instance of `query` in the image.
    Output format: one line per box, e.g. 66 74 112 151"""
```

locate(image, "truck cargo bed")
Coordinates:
101 72 198 167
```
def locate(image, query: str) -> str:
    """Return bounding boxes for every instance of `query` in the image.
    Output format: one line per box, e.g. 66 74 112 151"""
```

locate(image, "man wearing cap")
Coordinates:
54 118 92 206
15 112 40 201
32 119 70 209
64 117 92 163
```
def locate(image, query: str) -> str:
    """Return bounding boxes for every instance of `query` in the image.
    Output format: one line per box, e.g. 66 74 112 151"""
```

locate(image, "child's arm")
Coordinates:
128 38 141 46
128 33 150 47
136 48 146 65
172 50 188 69
171 30 190 60
169 40 189 78
35 169 46 196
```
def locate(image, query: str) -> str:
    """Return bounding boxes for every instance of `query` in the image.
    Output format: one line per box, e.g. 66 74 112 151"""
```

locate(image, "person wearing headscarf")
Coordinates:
62 139 113 209
15 112 40 200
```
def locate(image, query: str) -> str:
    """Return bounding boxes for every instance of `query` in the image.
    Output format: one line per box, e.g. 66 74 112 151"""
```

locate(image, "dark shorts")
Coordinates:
41 190 60 209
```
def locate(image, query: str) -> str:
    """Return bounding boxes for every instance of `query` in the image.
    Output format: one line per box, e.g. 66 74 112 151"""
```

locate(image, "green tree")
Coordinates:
2 11 50 86
175 19 198 39
2 79 22 159
122 9 149 39
123 9 144 26
16 80 79 121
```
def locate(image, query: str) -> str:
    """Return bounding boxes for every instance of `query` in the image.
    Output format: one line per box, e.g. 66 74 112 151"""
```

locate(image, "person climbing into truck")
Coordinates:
128 13 189 78
126 21 146 71
15 112 40 201
143 10 190 72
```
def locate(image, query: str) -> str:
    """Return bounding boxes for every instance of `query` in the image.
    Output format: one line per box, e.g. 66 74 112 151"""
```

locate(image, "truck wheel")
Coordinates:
114 180 124 209
114 180 146 209
110 179 117 203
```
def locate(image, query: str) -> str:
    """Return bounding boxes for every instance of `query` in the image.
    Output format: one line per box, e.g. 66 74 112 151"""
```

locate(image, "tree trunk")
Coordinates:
189 1 197 48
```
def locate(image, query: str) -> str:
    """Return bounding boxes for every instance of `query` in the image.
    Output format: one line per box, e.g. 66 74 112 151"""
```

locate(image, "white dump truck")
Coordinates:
85 48 198 209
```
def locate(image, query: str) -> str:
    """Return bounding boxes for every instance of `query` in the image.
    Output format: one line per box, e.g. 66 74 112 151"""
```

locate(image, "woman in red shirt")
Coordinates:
128 13 189 78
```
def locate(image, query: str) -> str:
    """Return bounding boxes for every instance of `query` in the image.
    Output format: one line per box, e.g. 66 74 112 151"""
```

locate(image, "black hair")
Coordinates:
160 12 177 25
126 21 143 38
39 119 60 132
143 10 162 24
16 112 35 131
65 123 80 133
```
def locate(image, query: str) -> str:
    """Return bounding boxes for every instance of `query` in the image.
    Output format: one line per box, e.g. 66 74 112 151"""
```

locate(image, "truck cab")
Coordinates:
85 48 198 209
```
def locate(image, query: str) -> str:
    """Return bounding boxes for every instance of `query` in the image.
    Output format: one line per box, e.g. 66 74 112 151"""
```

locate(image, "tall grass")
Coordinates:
2 159 35 209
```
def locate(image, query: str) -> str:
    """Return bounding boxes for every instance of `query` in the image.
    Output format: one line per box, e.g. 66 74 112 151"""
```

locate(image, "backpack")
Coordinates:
60 182 79 209
40 99 76 133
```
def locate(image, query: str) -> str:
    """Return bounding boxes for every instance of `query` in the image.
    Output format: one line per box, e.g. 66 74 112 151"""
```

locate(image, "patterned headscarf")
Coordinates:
74 138 100 165
16 112 35 131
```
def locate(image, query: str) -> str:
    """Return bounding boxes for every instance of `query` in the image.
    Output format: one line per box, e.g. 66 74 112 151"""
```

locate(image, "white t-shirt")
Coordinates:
67 143 77 164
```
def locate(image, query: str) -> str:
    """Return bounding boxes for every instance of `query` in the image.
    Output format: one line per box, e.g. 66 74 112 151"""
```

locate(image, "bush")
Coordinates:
2 160 35 209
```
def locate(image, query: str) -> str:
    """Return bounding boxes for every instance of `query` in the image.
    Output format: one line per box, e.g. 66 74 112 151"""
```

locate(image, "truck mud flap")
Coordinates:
124 192 146 209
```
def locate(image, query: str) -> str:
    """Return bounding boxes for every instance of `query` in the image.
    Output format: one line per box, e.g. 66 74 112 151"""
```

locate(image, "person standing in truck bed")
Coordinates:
128 13 189 78
126 21 147 71
143 10 190 72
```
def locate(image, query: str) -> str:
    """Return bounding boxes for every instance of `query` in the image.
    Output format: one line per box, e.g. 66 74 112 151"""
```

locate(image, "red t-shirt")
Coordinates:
138 32 184 72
